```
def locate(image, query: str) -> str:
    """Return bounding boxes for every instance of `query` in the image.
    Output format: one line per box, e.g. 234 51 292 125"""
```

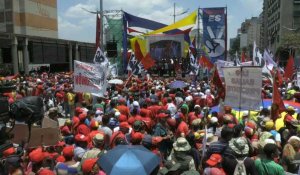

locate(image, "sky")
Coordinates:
57 0 263 45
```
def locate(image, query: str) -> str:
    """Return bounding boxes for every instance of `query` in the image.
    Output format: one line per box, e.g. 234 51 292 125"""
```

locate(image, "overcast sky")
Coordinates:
57 0 263 44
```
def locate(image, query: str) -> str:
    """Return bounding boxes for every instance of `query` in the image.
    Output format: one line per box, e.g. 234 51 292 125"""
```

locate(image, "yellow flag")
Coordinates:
147 10 197 35
130 37 147 56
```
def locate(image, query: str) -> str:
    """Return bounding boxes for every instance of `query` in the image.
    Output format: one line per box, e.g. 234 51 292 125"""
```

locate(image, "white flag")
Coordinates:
93 47 109 67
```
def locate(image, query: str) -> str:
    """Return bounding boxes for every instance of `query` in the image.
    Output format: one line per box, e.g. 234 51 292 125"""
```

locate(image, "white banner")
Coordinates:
297 72 300 88
216 60 234 77
74 60 108 96
224 67 262 110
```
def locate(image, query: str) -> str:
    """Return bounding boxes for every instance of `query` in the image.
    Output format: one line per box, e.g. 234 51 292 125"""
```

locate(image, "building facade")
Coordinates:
260 0 300 53
0 0 95 75
239 17 261 50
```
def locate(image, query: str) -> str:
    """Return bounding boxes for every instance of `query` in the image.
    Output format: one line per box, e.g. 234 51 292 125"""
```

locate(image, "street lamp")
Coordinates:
171 3 189 23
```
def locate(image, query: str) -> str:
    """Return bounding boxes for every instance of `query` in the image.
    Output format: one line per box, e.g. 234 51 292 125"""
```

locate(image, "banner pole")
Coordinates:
238 66 243 117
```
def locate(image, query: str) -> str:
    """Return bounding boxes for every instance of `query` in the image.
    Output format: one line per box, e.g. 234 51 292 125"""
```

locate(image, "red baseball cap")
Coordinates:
75 107 83 114
37 169 55 175
206 154 222 166
131 132 144 144
157 113 168 118
3 147 15 157
29 148 45 163
82 158 97 173
56 155 66 163
79 113 87 121
75 134 88 142
119 114 127 122
119 122 130 129
62 146 74 158
90 120 99 129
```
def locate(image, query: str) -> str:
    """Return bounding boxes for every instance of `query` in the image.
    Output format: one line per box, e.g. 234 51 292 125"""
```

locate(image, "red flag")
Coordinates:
284 55 295 80
134 41 144 61
211 68 225 100
241 51 246 63
199 55 214 70
95 14 101 49
134 41 155 70
142 53 155 70
277 69 283 86
272 73 285 120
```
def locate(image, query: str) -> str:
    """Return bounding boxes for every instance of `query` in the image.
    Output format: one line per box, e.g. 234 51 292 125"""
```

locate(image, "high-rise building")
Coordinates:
0 0 95 74
260 0 300 53
239 17 261 50
0 0 58 38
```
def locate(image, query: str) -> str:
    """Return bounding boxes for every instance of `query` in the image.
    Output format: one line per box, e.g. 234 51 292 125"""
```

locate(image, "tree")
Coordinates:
229 35 240 56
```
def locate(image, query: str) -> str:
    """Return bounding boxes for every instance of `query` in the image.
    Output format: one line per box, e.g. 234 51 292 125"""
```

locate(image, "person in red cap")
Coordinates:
175 112 189 138
140 103 153 119
110 122 131 148
153 112 173 159
76 113 90 136
82 133 106 162
37 168 55 175
117 98 131 118
131 132 144 145
204 153 226 175
87 120 103 145
81 158 99 175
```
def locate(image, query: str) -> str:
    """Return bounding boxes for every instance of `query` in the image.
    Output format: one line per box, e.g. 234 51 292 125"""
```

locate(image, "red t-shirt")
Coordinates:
176 121 189 137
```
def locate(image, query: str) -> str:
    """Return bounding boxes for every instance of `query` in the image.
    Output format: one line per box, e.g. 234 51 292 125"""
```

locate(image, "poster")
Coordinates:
74 60 108 97
223 67 262 110
202 8 226 62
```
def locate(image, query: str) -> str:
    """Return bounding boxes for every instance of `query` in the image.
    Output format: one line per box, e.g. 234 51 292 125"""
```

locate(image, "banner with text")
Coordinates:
202 8 226 63
74 60 108 96
223 67 262 110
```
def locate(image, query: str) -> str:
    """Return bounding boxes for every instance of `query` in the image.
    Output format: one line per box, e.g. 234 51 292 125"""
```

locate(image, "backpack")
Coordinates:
233 157 247 175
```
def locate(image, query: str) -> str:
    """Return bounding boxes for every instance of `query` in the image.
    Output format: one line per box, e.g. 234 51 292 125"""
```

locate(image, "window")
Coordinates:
43 43 57 64
5 11 12 22
0 11 4 23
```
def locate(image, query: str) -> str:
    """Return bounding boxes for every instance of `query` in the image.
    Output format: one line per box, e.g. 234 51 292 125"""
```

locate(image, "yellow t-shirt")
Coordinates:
67 92 76 105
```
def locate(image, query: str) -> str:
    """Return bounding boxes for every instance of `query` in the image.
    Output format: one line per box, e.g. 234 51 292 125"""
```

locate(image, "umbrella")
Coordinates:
97 145 160 175
168 80 187 89
108 79 124 85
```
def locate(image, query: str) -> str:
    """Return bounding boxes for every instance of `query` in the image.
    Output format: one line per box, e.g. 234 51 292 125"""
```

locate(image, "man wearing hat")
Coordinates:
110 122 131 148
204 154 226 175
153 112 173 159
168 137 196 172
223 137 258 175
81 133 106 162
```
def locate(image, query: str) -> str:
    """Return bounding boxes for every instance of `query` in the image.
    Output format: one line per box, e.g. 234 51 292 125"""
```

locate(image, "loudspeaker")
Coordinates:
106 42 117 57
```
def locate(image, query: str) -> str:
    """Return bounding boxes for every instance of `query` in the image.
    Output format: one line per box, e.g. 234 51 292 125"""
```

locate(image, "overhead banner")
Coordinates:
223 67 262 110
202 8 226 63
74 60 108 96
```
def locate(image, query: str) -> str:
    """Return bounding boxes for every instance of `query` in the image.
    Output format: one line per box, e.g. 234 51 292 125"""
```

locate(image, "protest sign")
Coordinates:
74 60 108 96
223 67 262 110
10 124 60 147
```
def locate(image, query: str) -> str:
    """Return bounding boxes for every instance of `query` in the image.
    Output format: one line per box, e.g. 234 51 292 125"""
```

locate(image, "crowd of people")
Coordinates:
1 71 300 175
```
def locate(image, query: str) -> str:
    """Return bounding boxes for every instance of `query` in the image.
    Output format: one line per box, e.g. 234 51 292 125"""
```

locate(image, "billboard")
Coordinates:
202 8 227 62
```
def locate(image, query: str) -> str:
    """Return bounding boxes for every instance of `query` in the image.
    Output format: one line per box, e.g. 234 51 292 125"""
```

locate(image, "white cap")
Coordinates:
133 101 139 106
96 110 103 115
115 111 121 117
210 117 218 123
